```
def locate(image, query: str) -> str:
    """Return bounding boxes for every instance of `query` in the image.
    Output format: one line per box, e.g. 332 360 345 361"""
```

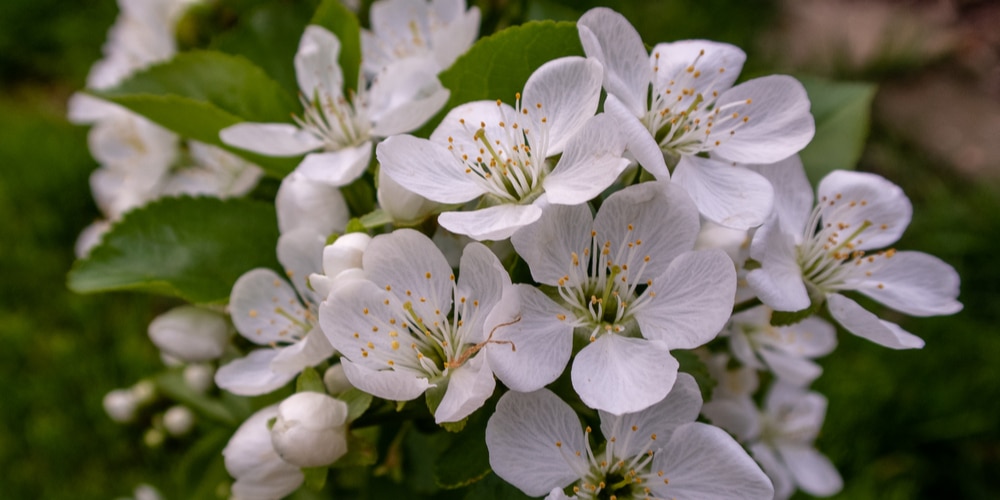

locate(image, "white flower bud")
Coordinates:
144 428 165 448
376 168 441 226
163 405 196 436
323 364 353 395
148 305 229 362
103 389 138 423
132 484 163 500
183 363 215 394
270 392 349 468
309 233 372 299
695 220 749 264
130 380 157 406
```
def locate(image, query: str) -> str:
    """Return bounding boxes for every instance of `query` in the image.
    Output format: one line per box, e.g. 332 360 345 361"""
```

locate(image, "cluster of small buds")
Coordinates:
75 1 963 499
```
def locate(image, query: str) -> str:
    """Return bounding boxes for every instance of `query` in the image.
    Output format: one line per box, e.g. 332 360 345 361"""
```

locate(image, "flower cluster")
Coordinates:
73 2 962 499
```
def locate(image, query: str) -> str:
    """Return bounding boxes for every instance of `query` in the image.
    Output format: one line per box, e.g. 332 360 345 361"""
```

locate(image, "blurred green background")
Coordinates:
1 0 998 498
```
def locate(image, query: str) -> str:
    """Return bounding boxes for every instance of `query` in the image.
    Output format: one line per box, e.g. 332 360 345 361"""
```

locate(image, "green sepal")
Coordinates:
302 466 328 491
296 366 326 394
341 388 374 423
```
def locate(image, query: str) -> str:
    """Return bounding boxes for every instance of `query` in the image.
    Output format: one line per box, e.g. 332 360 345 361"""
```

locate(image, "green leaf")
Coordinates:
311 0 362 95
799 77 878 185
341 388 374 423
331 430 379 468
174 428 233 499
93 50 300 177
68 196 281 304
211 2 315 96
302 466 328 491
674 349 716 403
296 367 326 394
152 370 241 426
434 404 493 489
414 20 584 137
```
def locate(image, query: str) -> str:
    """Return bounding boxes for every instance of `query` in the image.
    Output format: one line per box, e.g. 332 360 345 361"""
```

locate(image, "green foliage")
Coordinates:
296 367 327 394
342 389 375 423
311 0 363 95
799 77 878 185
92 51 300 176
67 196 281 305
434 404 494 489
154 371 244 426
414 20 584 137
674 349 716 402
303 466 329 490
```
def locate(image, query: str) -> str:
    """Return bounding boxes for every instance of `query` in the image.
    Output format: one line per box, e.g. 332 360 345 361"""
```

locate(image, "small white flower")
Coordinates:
163 405 196 436
377 56 629 240
486 374 774 499
270 392 350 468
223 406 304 500
319 229 513 423
747 168 962 349
495 181 735 414
221 25 449 187
103 389 139 423
725 306 837 386
361 0 480 75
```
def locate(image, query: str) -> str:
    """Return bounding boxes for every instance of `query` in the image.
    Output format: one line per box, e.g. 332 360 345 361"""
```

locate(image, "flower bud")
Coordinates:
103 389 138 423
183 363 215 394
148 306 229 361
309 233 371 299
163 405 196 436
270 392 349 467
377 168 441 226
323 364 353 395
130 380 157 406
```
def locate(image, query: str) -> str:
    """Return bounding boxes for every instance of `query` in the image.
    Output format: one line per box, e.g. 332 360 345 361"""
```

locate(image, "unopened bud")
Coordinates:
323 364 353 395
270 392 349 467
377 168 441 226
183 363 215 394
148 306 229 362
103 389 138 423
163 406 196 436
130 380 157 406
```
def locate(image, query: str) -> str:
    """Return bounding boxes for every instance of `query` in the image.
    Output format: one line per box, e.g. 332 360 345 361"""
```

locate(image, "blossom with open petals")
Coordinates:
361 0 480 75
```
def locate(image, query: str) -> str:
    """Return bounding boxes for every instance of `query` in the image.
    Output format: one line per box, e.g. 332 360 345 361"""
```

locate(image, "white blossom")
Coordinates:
270 392 350 467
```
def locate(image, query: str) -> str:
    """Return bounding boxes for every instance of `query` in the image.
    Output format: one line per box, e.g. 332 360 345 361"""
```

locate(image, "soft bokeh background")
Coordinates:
1 0 998 498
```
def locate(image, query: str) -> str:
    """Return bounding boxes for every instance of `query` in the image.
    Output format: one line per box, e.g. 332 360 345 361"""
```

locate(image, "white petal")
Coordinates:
764 383 827 440
220 123 323 156
826 293 925 349
270 330 335 374
487 285 574 392
746 218 811 311
577 7 651 116
428 5 480 70
511 203 593 286
215 349 296 396
760 315 838 358
438 203 544 241
275 172 350 236
320 279 411 369
435 354 496 423
571 335 679 415
230 269 309 345
295 143 372 187
749 443 796 500
637 250 736 349
340 358 432 401
758 348 823 387
224 406 304 500
746 155 813 237
701 396 761 443
817 170 911 250
651 40 746 97
649 423 774 500
364 229 454 321
486 389 588 497
599 373 701 458
369 57 450 136
522 56 603 155
376 134 485 203
776 444 843 497
853 251 962 317
710 75 815 164
276 228 326 301
673 156 774 230
594 181 701 282
376 167 442 226
456 242 510 341
294 25 344 99
604 94 670 179
543 113 630 204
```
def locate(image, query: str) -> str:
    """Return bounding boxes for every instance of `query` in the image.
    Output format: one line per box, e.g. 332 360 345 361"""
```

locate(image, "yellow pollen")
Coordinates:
249 309 258 318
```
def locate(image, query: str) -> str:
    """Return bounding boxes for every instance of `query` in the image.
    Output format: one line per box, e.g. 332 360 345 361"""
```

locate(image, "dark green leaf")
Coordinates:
341 388 374 423
93 50 300 176
331 429 378 468
303 466 328 491
414 20 584 137
434 404 492 489
674 349 716 403
799 77 878 185
297 367 326 394
174 428 233 499
153 370 241 426
68 196 281 304
311 0 362 95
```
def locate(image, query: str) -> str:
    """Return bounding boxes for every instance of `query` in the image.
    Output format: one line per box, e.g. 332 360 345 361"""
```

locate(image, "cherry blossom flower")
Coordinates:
725 306 837 386
486 374 774 499
361 0 480 75
319 229 514 423
221 25 449 187
746 169 962 349
377 56 630 240
495 181 735 414
223 405 304 500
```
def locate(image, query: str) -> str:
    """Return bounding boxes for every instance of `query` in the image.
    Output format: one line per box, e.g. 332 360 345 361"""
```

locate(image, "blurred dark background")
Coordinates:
1 0 997 498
